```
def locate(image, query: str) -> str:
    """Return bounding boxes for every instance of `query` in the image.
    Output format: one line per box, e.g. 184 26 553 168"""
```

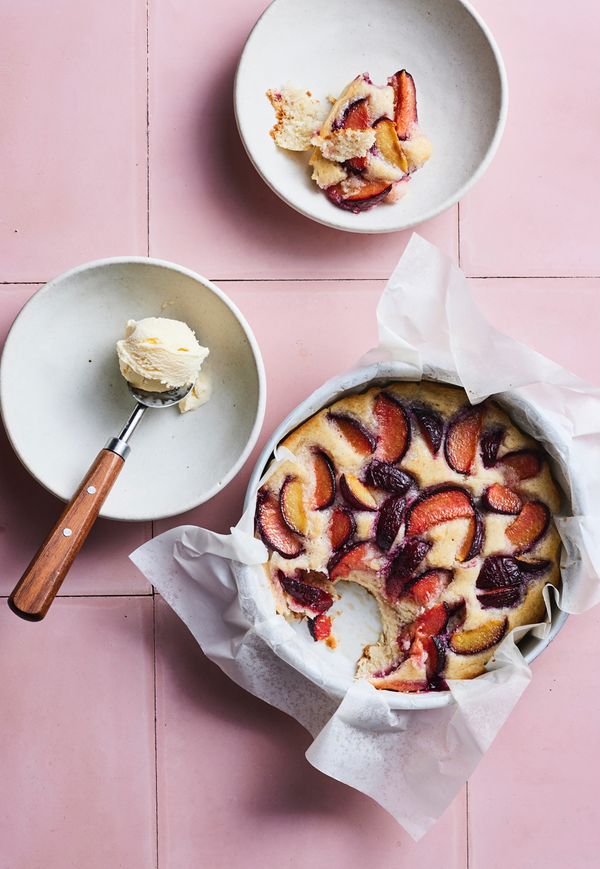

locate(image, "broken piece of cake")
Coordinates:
267 71 432 213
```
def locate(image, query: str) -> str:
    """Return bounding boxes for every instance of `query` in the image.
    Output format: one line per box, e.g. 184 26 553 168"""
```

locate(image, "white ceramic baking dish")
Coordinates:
244 362 569 710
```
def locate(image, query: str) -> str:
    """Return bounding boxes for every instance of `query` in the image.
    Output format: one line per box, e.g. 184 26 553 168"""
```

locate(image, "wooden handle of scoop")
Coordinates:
8 449 124 621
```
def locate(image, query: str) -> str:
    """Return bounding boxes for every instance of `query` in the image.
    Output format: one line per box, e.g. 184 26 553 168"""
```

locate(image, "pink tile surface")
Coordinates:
0 285 151 595
468 607 600 868
155 280 381 535
155 595 467 869
0 598 156 868
460 1 600 277
1 0 600 865
470 278 600 385
0 0 147 282
148 0 458 279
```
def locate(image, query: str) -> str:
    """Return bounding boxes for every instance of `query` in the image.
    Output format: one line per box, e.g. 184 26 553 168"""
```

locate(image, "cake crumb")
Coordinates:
266 85 324 151
314 128 376 163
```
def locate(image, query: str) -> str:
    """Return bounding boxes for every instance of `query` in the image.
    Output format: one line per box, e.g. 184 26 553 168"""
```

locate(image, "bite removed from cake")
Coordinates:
255 381 562 694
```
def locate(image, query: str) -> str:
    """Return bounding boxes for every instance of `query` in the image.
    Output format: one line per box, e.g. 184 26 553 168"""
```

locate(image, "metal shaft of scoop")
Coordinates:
104 382 192 459
120 403 147 443
105 403 147 459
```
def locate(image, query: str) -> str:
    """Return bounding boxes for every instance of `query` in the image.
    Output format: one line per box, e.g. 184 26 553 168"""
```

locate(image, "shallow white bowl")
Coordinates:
235 0 508 234
1 258 266 522
244 364 568 710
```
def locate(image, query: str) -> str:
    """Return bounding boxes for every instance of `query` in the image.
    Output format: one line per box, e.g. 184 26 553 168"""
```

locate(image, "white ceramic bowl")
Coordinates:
235 0 508 234
0 257 266 522
244 363 568 710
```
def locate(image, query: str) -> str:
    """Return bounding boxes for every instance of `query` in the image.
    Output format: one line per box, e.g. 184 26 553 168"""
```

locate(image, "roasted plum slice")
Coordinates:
256 490 304 558
445 406 483 474
506 501 550 552
344 156 368 173
374 392 411 463
477 587 523 610
340 473 378 511
405 568 452 606
308 613 332 641
475 556 551 609
401 607 449 681
483 483 522 515
329 507 356 552
326 178 392 213
327 412 376 456
449 617 508 655
373 118 409 173
498 450 543 481
278 572 333 614
312 449 336 510
405 485 474 537
480 427 504 468
388 69 418 140
386 537 432 598
329 541 377 582
375 496 405 552
414 601 450 637
412 404 444 455
280 476 308 535
405 486 480 562
340 98 369 130
421 635 446 680
364 460 415 494
476 555 550 590
342 99 370 172
457 512 484 562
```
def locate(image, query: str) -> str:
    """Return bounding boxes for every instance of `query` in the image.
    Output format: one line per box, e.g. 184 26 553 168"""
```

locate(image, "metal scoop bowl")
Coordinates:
8 382 192 621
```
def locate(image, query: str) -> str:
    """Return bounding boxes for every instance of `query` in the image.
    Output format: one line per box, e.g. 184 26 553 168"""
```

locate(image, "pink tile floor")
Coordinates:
1 1 599 866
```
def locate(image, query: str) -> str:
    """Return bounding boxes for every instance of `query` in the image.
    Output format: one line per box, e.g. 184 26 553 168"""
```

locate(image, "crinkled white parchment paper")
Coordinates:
131 234 600 840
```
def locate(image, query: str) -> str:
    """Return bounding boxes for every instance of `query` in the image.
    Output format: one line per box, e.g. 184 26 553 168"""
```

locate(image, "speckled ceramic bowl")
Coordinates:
235 0 508 233
1 257 266 521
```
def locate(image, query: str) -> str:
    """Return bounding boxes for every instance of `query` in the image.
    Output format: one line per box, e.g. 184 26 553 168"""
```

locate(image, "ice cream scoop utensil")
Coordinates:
8 383 192 621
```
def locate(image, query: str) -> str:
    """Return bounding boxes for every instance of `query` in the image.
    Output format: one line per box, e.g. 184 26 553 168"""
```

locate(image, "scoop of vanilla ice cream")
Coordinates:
116 317 209 394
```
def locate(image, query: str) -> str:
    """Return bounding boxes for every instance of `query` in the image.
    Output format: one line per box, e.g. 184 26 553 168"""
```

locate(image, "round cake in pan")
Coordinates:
254 381 562 693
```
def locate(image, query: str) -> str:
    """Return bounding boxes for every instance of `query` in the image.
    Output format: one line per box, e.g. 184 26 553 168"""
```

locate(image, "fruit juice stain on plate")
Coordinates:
290 581 381 679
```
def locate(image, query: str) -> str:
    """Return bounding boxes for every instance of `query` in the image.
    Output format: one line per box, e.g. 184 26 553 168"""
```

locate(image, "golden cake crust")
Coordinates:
255 381 562 693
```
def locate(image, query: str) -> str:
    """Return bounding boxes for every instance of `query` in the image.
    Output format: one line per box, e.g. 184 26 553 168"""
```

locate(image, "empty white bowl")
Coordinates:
235 0 508 234
0 257 266 521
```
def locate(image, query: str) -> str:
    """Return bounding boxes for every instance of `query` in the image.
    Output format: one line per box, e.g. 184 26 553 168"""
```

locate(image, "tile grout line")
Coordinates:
2 275 600 286
465 781 470 869
0 593 152 600
145 0 150 259
210 275 600 282
146 0 158 857
152 592 160 869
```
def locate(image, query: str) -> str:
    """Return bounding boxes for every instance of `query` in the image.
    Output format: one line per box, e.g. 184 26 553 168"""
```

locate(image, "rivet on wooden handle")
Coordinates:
8 449 125 621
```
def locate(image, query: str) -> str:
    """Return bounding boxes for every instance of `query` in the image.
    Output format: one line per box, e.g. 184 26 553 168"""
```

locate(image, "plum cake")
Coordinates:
267 70 432 213
254 382 562 693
